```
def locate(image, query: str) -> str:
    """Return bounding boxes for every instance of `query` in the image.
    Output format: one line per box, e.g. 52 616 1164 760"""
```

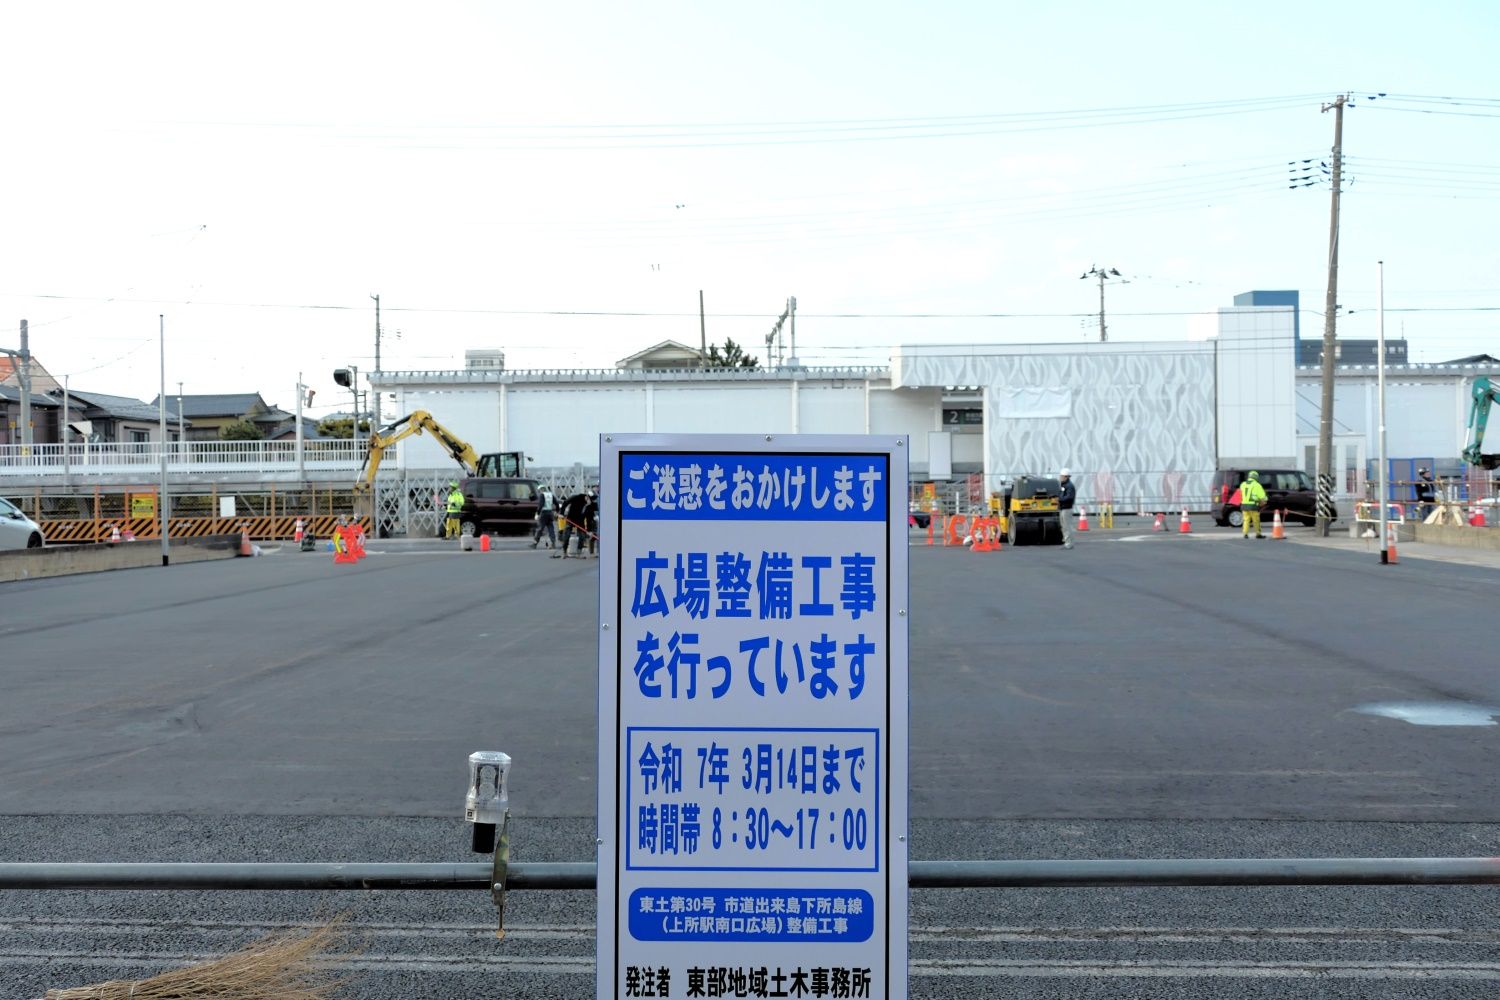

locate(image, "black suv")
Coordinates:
456 477 542 536
1211 468 1330 528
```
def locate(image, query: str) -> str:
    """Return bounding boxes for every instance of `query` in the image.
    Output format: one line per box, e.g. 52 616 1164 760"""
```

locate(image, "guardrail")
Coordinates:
4 857 1498 890
0 440 366 476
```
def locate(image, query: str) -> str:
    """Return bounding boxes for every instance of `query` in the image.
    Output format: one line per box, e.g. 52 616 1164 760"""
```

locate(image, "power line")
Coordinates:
7 292 1499 318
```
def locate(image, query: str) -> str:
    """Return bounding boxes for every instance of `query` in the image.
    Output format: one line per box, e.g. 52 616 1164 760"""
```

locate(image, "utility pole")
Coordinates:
787 296 799 366
371 294 382 429
176 381 185 454
18 319 32 455
699 290 706 357
1315 94 1348 537
1080 267 1123 342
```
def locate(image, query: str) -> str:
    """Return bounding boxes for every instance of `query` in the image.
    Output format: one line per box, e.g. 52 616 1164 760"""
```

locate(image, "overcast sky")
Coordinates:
2 1 1496 414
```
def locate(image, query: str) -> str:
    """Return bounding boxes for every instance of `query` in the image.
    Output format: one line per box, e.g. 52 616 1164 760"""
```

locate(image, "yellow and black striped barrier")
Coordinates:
39 515 371 544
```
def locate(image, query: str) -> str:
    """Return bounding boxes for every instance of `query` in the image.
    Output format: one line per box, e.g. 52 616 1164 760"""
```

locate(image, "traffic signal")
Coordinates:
333 369 352 388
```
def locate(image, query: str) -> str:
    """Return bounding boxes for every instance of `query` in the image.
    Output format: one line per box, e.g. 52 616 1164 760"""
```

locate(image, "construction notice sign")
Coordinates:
129 493 156 518
598 434 909 1000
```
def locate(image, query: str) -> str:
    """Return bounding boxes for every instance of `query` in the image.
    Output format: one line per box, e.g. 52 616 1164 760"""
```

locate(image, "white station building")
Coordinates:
373 293 1498 511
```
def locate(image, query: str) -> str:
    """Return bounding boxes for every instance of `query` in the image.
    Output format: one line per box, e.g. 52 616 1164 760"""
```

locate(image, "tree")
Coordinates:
219 420 264 441
705 337 760 369
316 417 370 439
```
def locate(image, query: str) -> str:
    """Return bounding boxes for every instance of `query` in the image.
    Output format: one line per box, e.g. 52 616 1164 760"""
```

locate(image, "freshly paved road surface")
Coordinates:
4 524 1500 998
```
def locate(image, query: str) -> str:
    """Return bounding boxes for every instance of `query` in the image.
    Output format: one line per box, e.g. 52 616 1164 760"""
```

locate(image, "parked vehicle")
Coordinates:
0 495 44 549
457 477 542 536
1211 468 1329 527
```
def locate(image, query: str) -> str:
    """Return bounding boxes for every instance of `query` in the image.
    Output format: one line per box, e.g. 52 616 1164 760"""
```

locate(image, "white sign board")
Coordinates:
218 496 236 519
926 431 952 481
599 434 909 1000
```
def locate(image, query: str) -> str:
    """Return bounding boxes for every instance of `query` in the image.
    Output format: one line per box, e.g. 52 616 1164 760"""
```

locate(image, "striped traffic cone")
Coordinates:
1179 508 1192 534
1270 509 1286 540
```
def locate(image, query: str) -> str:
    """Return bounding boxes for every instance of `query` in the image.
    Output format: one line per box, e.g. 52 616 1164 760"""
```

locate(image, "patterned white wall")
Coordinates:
895 344 1216 509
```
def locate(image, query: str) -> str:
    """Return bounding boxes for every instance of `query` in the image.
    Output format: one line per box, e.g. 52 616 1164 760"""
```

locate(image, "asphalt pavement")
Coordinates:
4 524 1500 997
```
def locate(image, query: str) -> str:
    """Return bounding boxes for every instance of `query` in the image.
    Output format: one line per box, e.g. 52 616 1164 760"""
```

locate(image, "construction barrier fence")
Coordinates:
37 515 373 544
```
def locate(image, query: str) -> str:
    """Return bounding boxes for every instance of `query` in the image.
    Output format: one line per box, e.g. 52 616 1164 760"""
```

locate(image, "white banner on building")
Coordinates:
598 433 910 1000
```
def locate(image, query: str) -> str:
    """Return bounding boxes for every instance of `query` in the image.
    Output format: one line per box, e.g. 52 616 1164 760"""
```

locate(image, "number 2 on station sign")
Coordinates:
598 434 910 1000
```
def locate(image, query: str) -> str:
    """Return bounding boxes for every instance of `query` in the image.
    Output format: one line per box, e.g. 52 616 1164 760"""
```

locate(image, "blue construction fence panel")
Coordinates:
1367 458 1469 502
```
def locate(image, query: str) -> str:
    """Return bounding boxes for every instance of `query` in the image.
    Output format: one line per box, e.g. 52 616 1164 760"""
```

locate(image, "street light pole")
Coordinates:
1377 260 1389 564
62 374 70 487
158 315 171 567
295 372 307 484
371 294 382 429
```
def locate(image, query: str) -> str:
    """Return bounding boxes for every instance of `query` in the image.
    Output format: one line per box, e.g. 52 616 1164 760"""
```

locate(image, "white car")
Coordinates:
0 496 44 550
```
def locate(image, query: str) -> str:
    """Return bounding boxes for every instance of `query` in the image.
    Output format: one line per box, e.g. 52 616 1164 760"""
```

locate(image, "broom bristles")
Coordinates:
45 919 349 1000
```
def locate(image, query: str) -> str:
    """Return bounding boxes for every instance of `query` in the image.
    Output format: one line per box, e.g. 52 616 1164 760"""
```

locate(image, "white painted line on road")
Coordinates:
10 950 1500 980
916 958 1500 980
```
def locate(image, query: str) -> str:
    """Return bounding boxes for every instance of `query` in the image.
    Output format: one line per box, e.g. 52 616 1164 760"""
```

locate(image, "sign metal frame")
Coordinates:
598 433 909 1000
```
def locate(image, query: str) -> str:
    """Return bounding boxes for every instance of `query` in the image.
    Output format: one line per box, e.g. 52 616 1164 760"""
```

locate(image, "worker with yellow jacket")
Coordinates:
444 482 465 539
1239 471 1268 539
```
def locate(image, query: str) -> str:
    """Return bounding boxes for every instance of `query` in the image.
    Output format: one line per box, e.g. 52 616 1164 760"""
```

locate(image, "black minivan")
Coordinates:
457 477 542 536
1211 468 1331 528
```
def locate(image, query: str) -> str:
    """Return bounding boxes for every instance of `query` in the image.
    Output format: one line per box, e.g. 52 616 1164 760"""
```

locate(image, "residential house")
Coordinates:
615 340 708 370
158 393 293 440
63 391 186 444
0 355 62 394
0 385 61 446
263 415 333 441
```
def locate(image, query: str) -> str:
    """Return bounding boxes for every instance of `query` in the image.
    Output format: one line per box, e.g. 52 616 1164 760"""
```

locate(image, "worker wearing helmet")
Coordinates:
1415 467 1437 521
1239 471 1268 539
1057 468 1076 549
445 481 465 539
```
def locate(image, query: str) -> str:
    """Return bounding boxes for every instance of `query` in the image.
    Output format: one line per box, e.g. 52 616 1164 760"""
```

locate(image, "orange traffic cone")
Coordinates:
1179 508 1192 534
1470 505 1487 528
1076 506 1089 532
1384 521 1400 564
294 518 305 543
238 529 253 557
109 525 121 545
480 533 491 552
121 528 136 542
1270 509 1286 540
1152 512 1165 532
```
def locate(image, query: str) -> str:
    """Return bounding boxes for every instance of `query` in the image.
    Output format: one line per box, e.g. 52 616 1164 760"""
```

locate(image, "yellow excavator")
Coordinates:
353 411 526 532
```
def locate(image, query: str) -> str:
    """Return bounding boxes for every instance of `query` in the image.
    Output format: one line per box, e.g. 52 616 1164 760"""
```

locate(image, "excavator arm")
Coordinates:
355 410 482 492
1463 377 1500 470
